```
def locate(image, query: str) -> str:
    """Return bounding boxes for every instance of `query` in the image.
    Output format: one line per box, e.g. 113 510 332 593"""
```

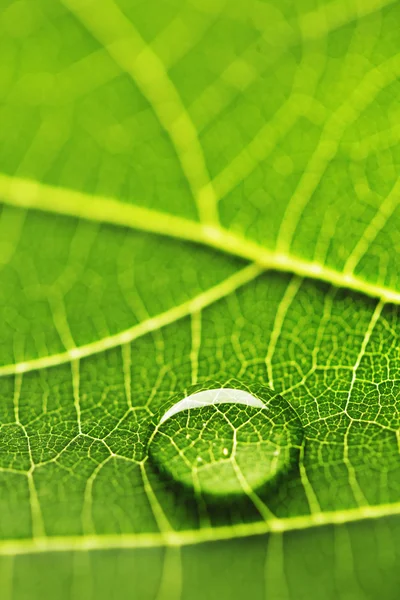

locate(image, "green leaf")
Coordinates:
0 0 399 598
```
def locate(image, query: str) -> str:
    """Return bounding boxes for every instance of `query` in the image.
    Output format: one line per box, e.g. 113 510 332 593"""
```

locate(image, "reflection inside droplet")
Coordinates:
159 388 265 425
149 381 303 498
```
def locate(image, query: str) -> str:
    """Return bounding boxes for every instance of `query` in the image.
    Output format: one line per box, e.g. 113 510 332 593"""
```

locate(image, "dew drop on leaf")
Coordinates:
149 381 303 497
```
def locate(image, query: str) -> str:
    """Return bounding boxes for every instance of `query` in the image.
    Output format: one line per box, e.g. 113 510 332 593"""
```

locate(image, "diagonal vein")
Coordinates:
2 173 400 309
0 256 263 377
61 0 218 225
276 51 400 253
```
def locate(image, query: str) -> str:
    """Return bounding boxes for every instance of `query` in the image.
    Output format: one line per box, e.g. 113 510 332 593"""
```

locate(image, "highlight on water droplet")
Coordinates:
149 380 303 497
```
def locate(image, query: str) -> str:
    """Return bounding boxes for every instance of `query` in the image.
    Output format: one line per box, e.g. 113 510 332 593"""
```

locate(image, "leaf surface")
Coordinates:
0 0 400 598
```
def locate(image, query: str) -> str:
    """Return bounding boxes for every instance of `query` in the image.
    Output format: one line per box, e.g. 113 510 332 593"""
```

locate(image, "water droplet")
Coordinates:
149 381 303 497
